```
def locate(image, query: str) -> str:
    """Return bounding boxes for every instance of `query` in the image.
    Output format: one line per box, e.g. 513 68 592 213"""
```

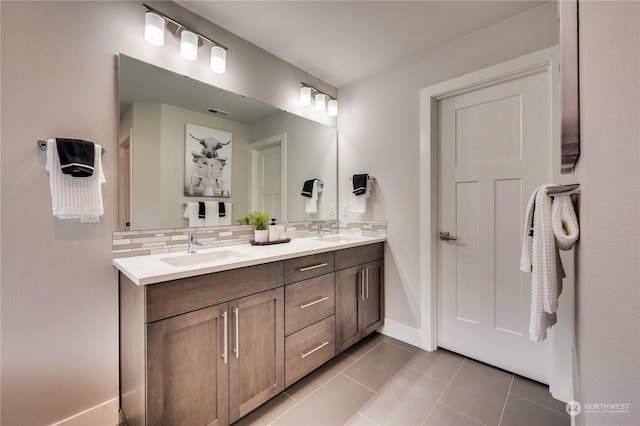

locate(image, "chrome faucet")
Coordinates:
317 223 328 238
188 231 203 253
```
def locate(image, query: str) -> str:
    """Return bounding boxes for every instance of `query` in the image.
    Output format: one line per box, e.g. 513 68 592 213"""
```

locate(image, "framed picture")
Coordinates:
184 123 232 197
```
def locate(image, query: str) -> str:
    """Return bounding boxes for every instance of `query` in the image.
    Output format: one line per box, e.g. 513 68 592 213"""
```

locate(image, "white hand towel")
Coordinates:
46 139 105 220
305 180 319 214
204 201 220 227
349 179 371 213
552 194 579 250
520 184 566 341
183 202 205 227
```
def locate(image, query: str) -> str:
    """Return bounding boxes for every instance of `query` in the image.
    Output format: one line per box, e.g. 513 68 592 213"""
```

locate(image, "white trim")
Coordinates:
419 46 573 398
250 133 287 221
50 397 119 426
379 319 425 350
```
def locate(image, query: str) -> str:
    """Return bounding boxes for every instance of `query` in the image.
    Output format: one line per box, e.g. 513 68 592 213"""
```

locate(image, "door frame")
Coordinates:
250 133 287 221
419 46 574 402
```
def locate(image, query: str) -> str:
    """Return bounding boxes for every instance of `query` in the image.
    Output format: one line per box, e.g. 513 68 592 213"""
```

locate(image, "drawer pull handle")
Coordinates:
300 341 329 359
299 262 329 272
299 296 329 309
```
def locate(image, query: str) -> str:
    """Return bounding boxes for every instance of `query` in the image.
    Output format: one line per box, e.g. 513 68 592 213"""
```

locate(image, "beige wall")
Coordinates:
0 1 334 424
337 2 558 329
574 1 640 425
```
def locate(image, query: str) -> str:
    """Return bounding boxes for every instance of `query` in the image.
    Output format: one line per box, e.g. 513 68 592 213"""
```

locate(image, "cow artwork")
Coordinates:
184 123 232 197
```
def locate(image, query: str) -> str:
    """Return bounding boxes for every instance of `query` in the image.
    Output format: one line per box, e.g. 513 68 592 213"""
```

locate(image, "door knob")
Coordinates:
439 231 458 241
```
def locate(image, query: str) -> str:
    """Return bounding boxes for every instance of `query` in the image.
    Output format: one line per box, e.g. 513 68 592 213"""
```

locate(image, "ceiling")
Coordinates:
176 0 548 88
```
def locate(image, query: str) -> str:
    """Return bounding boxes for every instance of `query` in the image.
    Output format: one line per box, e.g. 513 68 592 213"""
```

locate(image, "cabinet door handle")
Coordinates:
222 311 228 364
300 341 329 359
233 308 239 359
300 296 329 309
365 268 369 300
299 262 329 272
360 269 365 301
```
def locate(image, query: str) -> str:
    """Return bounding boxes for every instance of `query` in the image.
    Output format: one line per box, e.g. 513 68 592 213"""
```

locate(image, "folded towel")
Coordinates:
301 179 317 197
218 202 232 225
520 184 566 341
198 202 206 219
552 194 579 250
46 139 105 220
352 174 368 195
305 180 319 214
184 202 206 227
349 177 372 213
218 201 226 217
183 201 232 227
56 138 95 177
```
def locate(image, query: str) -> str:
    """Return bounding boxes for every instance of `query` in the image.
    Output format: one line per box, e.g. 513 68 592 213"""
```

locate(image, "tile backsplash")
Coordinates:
113 220 386 258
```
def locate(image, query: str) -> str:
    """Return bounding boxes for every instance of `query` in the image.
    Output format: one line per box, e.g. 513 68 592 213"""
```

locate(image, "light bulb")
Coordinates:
210 46 226 73
315 93 327 112
180 30 198 61
144 12 165 46
328 99 338 116
300 87 312 106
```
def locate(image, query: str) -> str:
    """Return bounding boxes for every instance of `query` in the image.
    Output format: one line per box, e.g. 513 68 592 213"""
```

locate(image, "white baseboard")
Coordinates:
50 397 119 426
379 319 432 351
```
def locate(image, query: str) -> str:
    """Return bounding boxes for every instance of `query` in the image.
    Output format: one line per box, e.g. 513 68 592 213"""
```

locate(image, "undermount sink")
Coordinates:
161 250 249 267
313 235 364 243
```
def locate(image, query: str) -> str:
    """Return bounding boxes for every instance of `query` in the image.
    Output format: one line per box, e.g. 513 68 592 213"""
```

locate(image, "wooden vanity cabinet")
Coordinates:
335 243 385 354
119 262 284 426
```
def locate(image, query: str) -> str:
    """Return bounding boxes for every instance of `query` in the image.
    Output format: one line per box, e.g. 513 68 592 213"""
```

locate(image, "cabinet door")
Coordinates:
362 259 384 336
229 287 284 423
335 265 363 354
147 303 229 426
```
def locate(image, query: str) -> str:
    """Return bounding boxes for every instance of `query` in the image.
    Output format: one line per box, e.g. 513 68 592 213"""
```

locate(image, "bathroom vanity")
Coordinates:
115 236 384 426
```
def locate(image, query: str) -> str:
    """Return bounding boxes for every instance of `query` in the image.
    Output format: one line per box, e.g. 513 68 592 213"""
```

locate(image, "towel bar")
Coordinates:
37 139 105 154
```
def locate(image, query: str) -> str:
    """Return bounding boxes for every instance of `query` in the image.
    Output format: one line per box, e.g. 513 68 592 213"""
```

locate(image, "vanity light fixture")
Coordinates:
300 82 338 116
300 86 312 106
144 11 165 46
180 30 198 61
142 3 228 72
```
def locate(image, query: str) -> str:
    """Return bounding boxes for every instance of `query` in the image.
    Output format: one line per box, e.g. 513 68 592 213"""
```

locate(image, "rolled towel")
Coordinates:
56 138 95 177
552 195 579 250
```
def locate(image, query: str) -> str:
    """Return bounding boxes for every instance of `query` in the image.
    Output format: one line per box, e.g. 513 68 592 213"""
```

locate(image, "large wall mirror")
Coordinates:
117 55 337 231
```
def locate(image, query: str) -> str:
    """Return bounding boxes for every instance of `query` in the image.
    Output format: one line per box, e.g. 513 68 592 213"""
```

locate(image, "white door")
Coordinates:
437 67 552 383
255 144 282 220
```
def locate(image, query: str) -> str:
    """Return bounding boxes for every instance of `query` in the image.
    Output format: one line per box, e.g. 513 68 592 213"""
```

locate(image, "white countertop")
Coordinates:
113 235 386 286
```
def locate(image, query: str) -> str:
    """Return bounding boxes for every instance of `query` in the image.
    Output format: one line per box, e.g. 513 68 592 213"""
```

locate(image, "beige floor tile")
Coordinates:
406 349 464 383
509 376 567 414
232 392 297 426
343 342 415 391
423 403 484 426
272 374 374 426
285 353 356 402
439 360 513 426
361 367 446 425
383 335 421 354
344 332 386 359
346 413 378 426
500 394 570 426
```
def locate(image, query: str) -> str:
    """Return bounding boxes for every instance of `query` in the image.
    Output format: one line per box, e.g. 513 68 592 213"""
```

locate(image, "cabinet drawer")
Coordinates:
284 252 335 284
285 273 335 336
145 262 284 323
335 243 384 270
285 316 335 387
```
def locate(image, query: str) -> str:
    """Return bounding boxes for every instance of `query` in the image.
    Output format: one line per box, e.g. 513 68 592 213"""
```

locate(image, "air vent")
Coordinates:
206 108 230 117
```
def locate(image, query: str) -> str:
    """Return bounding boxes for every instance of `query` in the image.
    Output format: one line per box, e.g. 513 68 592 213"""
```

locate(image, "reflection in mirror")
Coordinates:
118 54 337 231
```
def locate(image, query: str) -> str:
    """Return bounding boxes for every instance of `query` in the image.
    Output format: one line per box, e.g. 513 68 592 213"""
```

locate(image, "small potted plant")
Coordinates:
237 211 271 243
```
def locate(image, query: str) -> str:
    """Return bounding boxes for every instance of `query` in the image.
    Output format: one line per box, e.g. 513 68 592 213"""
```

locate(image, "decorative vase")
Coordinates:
254 229 269 243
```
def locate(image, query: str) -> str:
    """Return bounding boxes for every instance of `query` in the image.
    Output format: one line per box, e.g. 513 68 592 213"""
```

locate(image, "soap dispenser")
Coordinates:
269 218 279 242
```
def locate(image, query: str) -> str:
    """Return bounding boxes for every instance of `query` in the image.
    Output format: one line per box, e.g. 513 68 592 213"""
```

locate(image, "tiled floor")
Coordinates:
233 333 570 426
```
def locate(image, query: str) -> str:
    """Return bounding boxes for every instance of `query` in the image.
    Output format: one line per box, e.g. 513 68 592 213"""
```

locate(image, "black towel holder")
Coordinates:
37 139 105 154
